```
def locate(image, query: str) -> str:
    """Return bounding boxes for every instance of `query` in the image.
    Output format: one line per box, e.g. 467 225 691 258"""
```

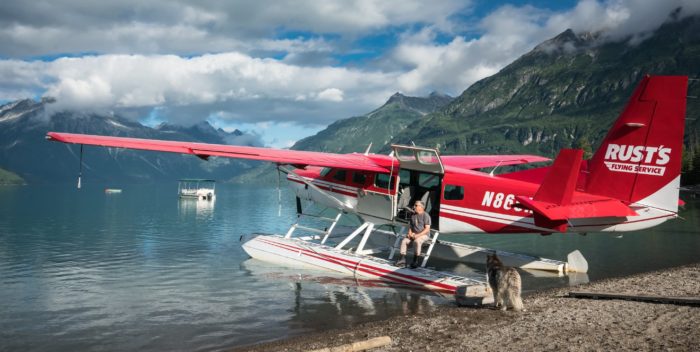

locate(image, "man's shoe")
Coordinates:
396 255 406 267
410 255 424 269
409 254 418 268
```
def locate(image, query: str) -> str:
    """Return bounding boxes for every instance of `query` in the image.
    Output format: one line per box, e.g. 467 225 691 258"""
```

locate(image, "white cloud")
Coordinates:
210 118 324 148
389 0 700 96
547 0 700 41
0 0 469 58
223 132 265 148
316 88 344 102
392 5 549 95
0 52 395 126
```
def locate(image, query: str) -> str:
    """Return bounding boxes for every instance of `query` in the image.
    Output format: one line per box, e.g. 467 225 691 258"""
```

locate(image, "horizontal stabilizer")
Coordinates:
516 148 636 232
515 195 638 221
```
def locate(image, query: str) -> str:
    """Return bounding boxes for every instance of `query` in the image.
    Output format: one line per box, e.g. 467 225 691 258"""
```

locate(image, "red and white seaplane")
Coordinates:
46 75 688 304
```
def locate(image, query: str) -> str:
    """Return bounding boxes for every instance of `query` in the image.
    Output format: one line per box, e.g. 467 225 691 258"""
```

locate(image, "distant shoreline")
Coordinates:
0 167 26 185
0 182 26 186
234 263 700 351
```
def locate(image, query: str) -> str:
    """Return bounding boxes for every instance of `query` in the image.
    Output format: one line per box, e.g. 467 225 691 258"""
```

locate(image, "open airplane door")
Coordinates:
355 170 397 221
390 145 444 229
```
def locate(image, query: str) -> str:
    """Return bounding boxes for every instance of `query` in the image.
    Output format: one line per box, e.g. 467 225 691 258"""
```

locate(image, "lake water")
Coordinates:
1 183 699 351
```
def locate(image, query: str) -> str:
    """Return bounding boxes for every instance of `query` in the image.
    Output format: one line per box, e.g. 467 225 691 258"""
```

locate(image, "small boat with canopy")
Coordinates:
178 179 216 201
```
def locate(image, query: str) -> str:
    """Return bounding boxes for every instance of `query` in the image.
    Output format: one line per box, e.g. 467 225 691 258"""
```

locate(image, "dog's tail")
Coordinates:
505 269 524 311
507 290 524 312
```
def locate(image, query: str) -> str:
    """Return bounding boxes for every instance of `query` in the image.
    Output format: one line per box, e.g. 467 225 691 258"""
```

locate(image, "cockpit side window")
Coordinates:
352 172 367 185
444 184 464 200
333 169 347 182
374 173 395 189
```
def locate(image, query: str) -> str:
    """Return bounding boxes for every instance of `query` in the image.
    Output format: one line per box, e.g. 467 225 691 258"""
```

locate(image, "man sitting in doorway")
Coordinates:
396 200 431 268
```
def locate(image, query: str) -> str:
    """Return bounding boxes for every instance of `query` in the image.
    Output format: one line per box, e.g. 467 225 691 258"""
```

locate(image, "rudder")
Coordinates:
586 75 687 213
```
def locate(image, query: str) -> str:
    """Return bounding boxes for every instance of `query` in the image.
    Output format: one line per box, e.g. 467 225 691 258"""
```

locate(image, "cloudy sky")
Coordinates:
1 0 699 147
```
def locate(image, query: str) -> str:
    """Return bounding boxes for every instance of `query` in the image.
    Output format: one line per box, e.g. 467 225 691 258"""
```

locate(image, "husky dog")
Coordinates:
486 253 524 311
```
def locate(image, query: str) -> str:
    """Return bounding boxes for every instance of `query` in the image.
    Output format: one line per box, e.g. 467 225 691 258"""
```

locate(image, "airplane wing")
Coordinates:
440 155 550 170
46 132 394 173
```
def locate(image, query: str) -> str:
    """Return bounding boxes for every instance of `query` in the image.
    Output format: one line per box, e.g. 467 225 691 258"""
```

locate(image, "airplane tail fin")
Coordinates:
585 75 687 213
516 148 637 233
533 149 582 206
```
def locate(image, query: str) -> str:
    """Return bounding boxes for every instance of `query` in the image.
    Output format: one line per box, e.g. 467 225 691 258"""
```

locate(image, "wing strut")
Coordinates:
77 144 84 189
276 164 282 216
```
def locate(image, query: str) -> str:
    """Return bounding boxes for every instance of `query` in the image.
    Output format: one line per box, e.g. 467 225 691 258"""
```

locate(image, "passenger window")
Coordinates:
418 173 439 188
444 184 464 200
352 172 367 185
320 167 332 177
375 173 395 189
333 170 347 182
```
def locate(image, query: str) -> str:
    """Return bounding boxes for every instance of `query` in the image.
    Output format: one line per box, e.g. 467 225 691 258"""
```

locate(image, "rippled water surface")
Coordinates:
1 184 699 351
0 184 446 351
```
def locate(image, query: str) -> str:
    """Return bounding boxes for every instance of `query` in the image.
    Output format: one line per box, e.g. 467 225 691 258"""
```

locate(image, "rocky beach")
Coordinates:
235 263 700 351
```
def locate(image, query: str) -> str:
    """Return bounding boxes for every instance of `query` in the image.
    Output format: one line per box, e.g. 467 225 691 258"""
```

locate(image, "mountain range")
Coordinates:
292 91 453 154
0 98 261 185
227 90 453 184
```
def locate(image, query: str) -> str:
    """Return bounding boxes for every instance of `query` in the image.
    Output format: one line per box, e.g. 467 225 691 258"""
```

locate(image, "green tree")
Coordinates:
573 137 593 159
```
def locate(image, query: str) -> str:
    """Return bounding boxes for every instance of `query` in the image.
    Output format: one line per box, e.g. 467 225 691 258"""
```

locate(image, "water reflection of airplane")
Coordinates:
240 259 439 321
48 76 687 303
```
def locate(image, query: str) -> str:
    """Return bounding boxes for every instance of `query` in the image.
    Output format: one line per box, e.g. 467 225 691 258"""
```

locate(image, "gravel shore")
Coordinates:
234 263 700 352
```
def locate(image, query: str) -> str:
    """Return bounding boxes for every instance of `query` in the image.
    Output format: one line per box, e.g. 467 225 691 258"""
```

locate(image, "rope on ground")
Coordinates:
306 336 392 352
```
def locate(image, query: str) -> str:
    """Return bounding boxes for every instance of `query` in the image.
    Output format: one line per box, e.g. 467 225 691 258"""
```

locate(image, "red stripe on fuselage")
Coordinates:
440 211 532 233
440 207 675 233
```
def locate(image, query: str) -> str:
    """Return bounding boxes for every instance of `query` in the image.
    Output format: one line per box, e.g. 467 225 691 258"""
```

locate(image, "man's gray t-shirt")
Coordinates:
410 212 431 233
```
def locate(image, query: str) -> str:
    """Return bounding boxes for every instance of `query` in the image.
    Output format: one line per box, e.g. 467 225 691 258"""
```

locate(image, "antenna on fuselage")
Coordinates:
489 160 504 177
364 142 372 155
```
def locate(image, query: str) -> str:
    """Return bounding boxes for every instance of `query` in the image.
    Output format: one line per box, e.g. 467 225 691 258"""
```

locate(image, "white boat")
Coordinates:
178 179 216 201
104 188 122 194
